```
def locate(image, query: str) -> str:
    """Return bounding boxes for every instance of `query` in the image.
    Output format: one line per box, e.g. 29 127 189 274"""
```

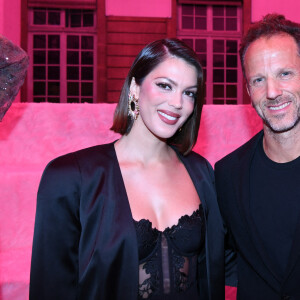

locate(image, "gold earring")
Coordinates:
128 94 139 120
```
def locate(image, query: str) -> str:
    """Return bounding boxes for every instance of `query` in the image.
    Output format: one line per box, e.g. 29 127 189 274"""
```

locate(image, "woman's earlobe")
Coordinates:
129 77 140 99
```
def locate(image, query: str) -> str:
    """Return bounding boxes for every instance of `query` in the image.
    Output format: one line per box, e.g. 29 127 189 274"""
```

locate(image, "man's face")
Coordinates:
244 34 300 133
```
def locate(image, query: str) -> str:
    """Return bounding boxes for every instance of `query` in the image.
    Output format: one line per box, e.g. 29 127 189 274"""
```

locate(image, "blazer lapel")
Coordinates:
234 131 282 291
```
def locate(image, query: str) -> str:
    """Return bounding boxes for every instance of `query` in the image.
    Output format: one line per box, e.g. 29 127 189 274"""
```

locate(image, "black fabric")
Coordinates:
250 137 300 279
30 142 226 300
134 204 205 299
215 131 300 300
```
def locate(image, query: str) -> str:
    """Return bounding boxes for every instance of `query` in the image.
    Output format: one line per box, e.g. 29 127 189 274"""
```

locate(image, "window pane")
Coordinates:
48 11 60 25
195 6 206 16
67 36 79 49
34 35 46 49
67 98 80 103
48 82 60 95
213 69 224 82
195 39 206 52
198 54 207 67
48 51 60 64
182 5 193 15
182 16 193 29
227 40 238 53
82 36 93 49
82 98 93 103
213 85 224 97
213 99 224 104
48 97 60 103
67 66 79 80
48 35 60 49
68 51 79 64
213 6 224 16
81 67 93 80
182 39 193 48
226 85 237 97
195 17 206 30
81 82 93 96
226 55 237 67
203 69 207 81
226 70 237 82
67 82 79 96
226 99 237 104
83 13 94 27
48 66 60 80
213 40 224 53
213 54 224 67
226 6 237 17
34 82 46 95
213 18 224 31
226 18 237 31
33 51 46 64
33 97 45 103
34 11 46 25
34 66 46 80
70 13 81 27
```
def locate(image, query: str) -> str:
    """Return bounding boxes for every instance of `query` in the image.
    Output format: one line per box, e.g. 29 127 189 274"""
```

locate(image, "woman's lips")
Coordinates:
157 110 180 125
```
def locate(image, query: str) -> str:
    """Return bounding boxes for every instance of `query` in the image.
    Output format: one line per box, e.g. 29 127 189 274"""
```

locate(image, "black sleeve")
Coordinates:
215 161 238 288
29 153 81 300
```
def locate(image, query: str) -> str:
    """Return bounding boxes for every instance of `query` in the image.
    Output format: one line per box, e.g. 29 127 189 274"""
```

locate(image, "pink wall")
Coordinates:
105 0 172 17
252 0 300 22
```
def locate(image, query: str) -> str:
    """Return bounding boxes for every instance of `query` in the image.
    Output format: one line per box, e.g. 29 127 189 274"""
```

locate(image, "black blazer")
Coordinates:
30 142 226 300
215 131 300 300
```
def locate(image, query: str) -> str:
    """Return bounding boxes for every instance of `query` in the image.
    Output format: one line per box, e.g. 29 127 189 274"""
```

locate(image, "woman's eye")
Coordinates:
157 83 171 90
184 90 196 98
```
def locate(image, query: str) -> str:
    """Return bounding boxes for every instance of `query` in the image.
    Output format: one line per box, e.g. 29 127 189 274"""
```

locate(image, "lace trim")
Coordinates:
133 203 203 233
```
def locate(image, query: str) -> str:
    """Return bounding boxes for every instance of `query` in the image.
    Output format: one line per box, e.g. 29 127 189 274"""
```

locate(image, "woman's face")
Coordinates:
130 56 198 139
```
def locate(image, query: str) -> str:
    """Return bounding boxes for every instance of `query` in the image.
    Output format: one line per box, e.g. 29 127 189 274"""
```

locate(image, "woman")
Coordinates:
30 39 225 300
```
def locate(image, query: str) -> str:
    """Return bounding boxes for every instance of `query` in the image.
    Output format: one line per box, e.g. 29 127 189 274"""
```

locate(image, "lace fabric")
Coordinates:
134 204 205 299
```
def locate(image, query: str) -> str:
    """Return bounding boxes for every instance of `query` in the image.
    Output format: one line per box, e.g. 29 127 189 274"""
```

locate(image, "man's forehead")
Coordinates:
245 34 298 57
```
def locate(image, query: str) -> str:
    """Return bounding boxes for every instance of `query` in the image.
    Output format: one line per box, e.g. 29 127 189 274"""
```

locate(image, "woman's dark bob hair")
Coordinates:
111 38 204 155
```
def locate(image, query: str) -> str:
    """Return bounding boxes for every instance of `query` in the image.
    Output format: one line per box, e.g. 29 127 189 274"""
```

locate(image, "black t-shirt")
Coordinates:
250 136 300 279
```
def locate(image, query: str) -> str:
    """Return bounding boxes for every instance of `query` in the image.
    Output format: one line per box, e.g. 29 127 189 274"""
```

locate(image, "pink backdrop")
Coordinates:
0 103 262 299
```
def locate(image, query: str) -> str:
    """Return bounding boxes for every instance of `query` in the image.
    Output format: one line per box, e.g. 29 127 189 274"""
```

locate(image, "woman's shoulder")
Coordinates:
45 141 117 172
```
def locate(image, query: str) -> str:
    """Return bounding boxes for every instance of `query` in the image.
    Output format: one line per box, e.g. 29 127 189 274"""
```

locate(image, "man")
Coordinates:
215 14 300 300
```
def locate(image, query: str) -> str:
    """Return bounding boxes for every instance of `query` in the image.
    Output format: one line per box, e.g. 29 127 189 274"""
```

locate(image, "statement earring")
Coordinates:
128 94 139 120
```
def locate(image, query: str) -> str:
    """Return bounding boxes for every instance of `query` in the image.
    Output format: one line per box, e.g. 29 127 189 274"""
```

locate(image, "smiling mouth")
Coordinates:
269 102 290 111
158 111 178 121
157 110 180 125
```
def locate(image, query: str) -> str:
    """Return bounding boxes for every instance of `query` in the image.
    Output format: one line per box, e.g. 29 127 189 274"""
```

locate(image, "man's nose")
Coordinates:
266 78 283 99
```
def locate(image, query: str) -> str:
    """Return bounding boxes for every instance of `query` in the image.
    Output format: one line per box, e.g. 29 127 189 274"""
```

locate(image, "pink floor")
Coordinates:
0 103 262 299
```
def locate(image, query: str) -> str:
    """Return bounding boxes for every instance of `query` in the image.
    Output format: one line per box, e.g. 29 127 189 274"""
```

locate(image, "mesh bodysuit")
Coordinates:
133 204 205 300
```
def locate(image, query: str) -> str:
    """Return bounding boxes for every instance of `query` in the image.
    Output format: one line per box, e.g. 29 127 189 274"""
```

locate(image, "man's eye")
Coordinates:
157 83 171 90
252 78 264 85
281 71 291 77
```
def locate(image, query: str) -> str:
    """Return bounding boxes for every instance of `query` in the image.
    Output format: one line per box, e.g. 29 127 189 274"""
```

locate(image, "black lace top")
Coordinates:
133 204 205 300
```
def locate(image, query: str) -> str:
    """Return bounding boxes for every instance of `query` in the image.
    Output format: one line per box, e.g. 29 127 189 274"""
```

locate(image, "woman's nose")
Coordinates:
168 92 182 109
